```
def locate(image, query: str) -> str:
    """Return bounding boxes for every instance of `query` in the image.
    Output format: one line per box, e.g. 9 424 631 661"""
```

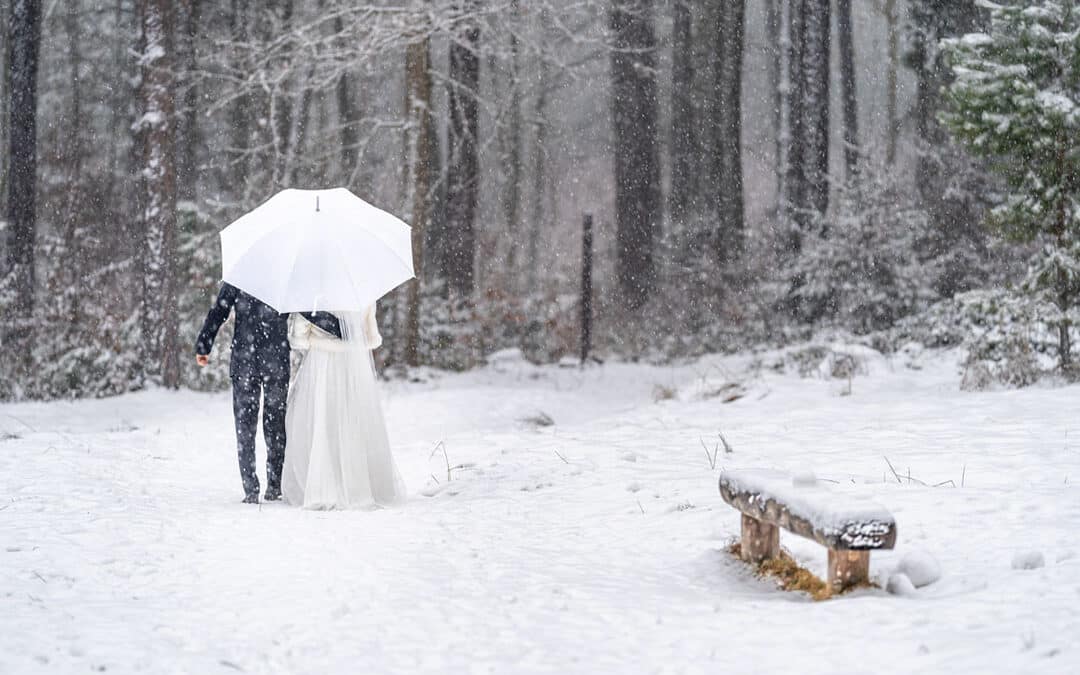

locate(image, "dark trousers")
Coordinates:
231 356 289 497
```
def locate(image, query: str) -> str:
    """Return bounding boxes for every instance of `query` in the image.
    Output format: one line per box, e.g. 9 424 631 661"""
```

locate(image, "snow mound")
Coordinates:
1011 551 1045 570
896 550 942 588
886 572 917 597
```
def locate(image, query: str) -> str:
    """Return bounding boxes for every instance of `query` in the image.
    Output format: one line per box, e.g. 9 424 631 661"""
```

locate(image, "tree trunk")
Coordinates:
271 0 295 189
802 0 830 219
785 0 807 241
610 0 662 310
60 0 84 229
837 0 858 179
503 0 523 285
5 0 42 320
0 0 9 208
883 0 898 165
137 0 180 388
176 0 201 201
335 15 361 188
527 6 552 295
445 2 480 298
714 0 746 263
669 0 695 227
229 0 251 196
765 0 782 216
404 33 433 367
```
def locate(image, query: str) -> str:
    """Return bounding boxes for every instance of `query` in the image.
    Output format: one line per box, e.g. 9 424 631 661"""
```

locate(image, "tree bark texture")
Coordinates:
668 0 695 226
5 0 42 318
837 0 858 179
610 0 662 311
713 0 745 263
137 0 181 388
404 34 433 367
445 3 480 298
801 0 830 219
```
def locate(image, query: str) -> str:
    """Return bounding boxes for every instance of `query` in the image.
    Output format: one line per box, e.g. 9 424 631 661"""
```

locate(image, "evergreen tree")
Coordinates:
791 159 932 333
942 0 1080 371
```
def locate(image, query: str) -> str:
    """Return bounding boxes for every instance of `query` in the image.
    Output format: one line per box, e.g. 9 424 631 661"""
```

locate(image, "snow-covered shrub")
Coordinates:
893 288 1062 389
177 204 233 392
791 162 936 334
0 216 147 400
374 285 580 372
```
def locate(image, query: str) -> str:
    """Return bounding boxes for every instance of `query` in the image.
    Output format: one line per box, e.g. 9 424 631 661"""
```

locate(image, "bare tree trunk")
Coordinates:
229 0 251 197
527 6 552 295
5 0 42 320
0 0 9 208
271 0 295 189
714 0 745 263
883 0 898 165
802 0 830 219
610 0 662 310
404 32 433 367
176 0 201 201
669 0 695 226
837 0 858 178
503 0 523 285
61 0 85 227
137 0 180 388
335 15 361 189
765 0 782 215
785 0 807 240
445 1 480 298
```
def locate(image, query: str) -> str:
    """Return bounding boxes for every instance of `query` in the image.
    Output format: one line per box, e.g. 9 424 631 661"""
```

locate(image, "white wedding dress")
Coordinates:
282 306 406 510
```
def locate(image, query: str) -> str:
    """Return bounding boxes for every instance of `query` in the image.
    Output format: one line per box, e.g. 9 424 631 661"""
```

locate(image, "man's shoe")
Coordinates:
264 486 282 502
242 492 260 504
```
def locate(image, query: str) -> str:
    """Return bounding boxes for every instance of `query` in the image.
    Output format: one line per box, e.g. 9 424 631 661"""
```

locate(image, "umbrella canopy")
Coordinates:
220 187 414 313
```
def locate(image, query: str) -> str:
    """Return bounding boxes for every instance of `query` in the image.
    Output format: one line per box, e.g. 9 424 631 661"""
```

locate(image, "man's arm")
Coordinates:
301 311 342 340
195 283 239 358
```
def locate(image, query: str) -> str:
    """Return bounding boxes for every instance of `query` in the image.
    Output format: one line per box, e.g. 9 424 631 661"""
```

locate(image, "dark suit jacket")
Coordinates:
195 283 341 367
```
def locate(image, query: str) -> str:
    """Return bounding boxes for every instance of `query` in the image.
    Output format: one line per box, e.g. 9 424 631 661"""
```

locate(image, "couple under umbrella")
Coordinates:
194 188 413 509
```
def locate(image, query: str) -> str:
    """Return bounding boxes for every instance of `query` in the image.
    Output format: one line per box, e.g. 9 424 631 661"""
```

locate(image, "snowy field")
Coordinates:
2 345 1079 674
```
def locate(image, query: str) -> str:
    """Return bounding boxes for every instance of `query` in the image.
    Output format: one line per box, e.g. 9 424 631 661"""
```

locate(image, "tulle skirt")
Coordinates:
282 346 406 510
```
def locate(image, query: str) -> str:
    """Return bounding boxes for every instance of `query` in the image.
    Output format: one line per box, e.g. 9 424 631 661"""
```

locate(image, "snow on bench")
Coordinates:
718 469 897 592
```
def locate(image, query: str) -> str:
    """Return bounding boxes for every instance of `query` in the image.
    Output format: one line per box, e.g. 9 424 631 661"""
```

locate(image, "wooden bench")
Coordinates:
718 469 897 592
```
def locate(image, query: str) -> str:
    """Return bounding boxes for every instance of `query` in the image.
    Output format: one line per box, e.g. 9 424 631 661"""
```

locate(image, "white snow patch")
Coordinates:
896 550 943 588
2 347 1078 672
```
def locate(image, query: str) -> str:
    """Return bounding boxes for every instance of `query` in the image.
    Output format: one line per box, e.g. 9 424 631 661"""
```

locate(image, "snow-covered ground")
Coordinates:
2 345 1078 674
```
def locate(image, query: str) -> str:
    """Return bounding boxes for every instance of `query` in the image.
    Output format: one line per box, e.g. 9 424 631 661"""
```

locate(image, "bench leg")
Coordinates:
827 550 870 592
740 514 779 563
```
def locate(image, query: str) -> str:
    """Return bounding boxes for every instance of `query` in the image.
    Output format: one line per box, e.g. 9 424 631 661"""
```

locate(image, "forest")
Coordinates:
0 0 1069 399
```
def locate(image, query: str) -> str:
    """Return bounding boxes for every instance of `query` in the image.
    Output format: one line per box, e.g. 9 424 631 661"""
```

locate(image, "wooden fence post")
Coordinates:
580 213 593 365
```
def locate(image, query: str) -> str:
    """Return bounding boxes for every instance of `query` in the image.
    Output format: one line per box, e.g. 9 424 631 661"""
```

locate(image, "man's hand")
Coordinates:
196 354 210 367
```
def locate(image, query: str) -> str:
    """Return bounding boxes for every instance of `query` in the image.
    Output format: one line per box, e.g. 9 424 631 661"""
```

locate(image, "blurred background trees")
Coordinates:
0 0 1047 399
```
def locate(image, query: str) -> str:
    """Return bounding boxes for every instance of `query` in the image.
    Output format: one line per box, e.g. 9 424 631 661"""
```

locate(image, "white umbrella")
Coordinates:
220 187 414 313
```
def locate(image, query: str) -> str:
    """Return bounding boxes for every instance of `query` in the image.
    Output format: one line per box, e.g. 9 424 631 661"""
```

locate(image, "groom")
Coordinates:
195 282 340 504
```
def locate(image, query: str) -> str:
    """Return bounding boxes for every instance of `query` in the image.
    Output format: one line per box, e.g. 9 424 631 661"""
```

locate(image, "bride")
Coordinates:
282 305 406 509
